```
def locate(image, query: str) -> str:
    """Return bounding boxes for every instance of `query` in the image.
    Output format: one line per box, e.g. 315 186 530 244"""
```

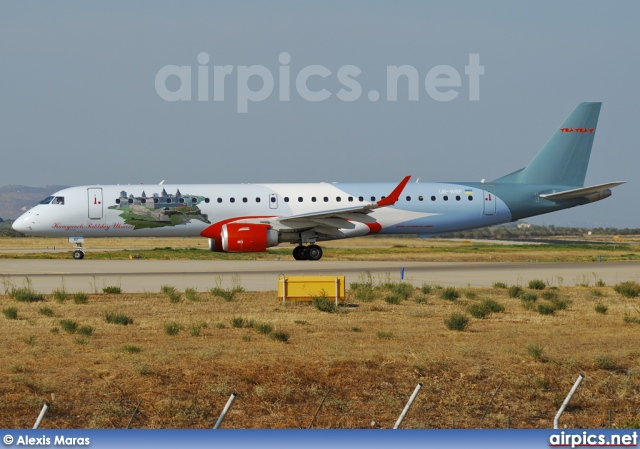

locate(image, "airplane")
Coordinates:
12 102 625 261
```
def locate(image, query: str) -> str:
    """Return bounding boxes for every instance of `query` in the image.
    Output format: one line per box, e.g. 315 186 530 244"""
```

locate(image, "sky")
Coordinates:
1 1 638 228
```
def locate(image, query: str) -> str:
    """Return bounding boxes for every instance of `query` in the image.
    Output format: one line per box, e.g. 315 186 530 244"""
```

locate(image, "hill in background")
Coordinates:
0 185 68 220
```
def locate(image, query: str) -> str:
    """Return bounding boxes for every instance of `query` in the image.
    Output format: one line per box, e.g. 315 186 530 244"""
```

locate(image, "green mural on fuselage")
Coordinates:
107 188 210 229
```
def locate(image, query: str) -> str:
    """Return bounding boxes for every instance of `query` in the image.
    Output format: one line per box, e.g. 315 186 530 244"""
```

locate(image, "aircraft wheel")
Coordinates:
73 250 85 260
292 246 307 260
306 245 323 261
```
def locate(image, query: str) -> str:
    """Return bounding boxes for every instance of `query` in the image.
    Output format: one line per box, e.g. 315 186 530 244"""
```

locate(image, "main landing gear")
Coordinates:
292 244 323 261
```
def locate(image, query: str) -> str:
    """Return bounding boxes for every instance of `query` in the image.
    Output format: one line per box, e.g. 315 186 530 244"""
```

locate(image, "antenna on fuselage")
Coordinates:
159 180 166 185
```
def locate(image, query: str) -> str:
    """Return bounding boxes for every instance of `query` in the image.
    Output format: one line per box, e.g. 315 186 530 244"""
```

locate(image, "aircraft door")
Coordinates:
88 188 103 219
482 185 496 216
269 193 278 209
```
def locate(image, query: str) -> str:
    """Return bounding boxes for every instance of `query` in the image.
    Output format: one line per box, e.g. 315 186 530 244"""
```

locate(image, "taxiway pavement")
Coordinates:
1 259 638 293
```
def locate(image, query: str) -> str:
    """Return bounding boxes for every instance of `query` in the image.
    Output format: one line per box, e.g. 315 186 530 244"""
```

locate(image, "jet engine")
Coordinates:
207 223 279 252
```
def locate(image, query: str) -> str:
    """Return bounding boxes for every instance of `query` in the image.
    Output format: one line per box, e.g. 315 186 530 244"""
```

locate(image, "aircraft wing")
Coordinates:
235 175 411 233
539 181 626 201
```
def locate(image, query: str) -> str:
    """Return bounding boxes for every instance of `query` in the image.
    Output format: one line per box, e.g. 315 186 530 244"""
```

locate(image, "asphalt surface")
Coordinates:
1 259 638 293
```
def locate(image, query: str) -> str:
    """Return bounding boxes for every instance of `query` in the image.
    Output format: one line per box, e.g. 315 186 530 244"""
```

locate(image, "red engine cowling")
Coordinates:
217 223 279 253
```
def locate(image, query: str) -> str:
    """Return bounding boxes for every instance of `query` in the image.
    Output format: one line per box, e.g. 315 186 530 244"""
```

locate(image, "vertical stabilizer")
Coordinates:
494 102 601 186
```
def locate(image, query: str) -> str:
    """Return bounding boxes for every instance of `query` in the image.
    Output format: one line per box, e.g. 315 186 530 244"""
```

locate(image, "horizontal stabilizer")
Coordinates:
539 182 626 200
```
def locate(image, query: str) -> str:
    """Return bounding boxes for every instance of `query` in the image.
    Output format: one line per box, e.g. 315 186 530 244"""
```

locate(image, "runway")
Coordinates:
1 259 639 293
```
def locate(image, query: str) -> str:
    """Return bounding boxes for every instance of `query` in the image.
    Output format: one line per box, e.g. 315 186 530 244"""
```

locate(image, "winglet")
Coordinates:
376 176 411 207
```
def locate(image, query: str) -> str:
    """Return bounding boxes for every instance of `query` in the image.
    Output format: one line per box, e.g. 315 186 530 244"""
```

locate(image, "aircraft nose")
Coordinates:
12 212 34 233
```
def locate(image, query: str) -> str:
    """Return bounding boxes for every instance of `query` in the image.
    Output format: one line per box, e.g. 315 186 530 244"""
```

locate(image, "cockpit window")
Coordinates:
54 197 64 205
39 196 55 205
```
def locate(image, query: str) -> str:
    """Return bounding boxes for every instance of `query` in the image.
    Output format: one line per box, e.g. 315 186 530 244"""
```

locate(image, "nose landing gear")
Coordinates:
292 244 323 261
69 236 85 260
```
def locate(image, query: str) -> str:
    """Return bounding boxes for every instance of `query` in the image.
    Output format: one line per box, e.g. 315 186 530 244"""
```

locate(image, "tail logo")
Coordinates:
560 128 594 133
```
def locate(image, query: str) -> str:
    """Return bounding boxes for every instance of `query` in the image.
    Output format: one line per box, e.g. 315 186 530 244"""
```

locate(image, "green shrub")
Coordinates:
350 327 362 332
595 303 608 314
384 294 402 305
230 317 254 328
52 289 69 302
10 287 45 303
508 286 523 298
537 304 556 315
444 313 469 331
105 312 134 325
74 337 88 346
528 279 546 290
312 296 337 313
190 322 207 336
185 288 199 301
464 290 478 300
39 307 54 317
482 299 505 313
521 292 538 302
3 307 18 320
270 331 289 343
353 285 376 302
210 286 244 301
102 286 122 294
59 319 78 334
541 291 558 301
467 302 491 319
594 354 616 370
73 292 89 304
122 345 142 354
415 295 428 304
376 331 393 339
623 313 640 324
614 281 640 298
164 321 182 336
527 343 545 361
255 323 274 335
421 283 434 294
549 297 570 311
161 285 182 303
383 281 414 300
440 287 460 301
294 320 309 325
492 281 507 289
595 278 606 287
77 325 93 336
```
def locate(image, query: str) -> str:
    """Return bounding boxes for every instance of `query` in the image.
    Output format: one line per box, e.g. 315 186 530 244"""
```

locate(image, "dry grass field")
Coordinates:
1 278 640 429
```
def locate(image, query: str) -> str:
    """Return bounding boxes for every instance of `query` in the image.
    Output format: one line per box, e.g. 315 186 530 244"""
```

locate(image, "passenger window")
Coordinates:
468 196 473 201
179 198 185 203
336 197 341 202
154 198 159 203
371 196 376 201
443 196 448 201
298 197 303 202
217 198 222 203
230 198 235 203
359 196 364 202
312 197 317 202
406 196 411 201
128 198 133 204
284 197 290 202
141 199 146 204
204 198 210 203
166 198 172 203
324 197 329 202
256 197 261 203
243 197 248 203
348 196 353 202
456 196 461 201
419 196 424 201
270 197 276 203
431 196 436 201
192 198 198 203
115 199 120 204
